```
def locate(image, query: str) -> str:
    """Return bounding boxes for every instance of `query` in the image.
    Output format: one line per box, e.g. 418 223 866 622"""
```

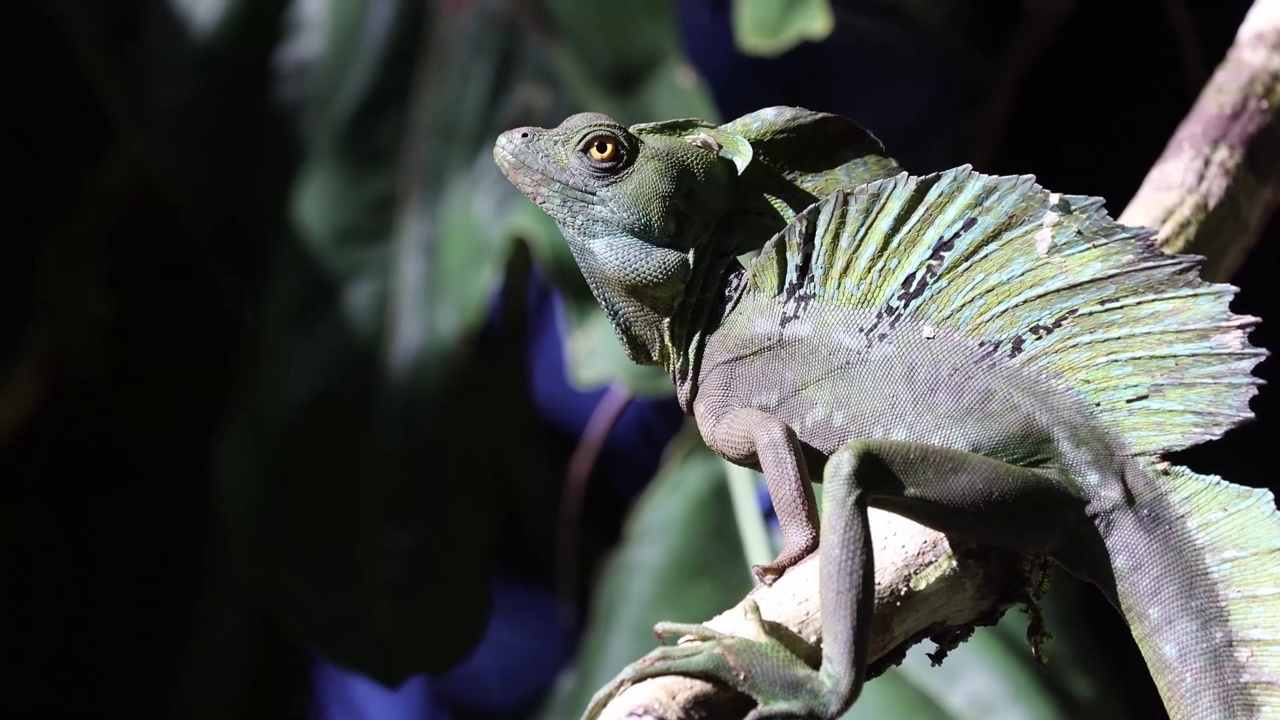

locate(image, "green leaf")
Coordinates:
219 0 553 683
882 626 1070 720
565 309 675 397
731 0 835 58
535 429 754 719
841 668 952 719
50 0 724 684
47 0 298 275
842 579 1128 719
214 0 726 681
544 0 716 124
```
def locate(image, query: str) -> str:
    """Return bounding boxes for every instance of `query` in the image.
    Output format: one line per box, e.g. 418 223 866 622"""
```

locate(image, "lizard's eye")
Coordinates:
585 136 619 163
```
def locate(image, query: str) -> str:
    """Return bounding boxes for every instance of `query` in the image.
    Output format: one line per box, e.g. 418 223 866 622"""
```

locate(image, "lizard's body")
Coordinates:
694 263 1113 544
495 109 1278 719
698 292 1106 472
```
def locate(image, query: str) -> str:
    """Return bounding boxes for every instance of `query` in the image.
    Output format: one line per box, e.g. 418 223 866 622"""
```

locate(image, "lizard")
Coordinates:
493 106 1279 720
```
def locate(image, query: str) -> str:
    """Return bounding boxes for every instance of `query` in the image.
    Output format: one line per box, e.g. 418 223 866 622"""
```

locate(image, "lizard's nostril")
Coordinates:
520 132 529 139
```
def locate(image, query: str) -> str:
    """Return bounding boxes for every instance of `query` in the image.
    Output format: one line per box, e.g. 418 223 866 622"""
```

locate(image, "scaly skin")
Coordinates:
494 109 1279 720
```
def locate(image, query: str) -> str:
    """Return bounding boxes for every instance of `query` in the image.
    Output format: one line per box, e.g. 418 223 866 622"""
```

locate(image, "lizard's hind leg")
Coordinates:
814 439 1095 715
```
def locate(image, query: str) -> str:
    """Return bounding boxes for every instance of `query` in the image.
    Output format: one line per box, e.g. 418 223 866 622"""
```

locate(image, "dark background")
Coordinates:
9 1 1276 717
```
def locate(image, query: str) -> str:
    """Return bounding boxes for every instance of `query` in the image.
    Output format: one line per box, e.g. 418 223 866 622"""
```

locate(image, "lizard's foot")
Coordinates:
750 540 816 586
582 600 844 720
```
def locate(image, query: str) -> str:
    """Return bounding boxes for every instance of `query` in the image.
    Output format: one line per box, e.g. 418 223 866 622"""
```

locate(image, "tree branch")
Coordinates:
593 0 1280 716
1118 0 1280 281
595 512 1024 720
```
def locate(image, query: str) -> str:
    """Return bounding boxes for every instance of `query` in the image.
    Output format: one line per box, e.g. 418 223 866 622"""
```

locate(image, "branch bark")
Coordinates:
1119 0 1280 281
594 0 1280 716
595 513 1024 720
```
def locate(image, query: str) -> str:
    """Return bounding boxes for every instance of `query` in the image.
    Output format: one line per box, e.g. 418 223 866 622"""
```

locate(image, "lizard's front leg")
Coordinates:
584 435 1091 720
700 406 820 584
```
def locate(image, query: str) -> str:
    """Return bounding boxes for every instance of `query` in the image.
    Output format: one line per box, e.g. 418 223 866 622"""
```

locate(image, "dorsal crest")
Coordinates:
744 166 1266 457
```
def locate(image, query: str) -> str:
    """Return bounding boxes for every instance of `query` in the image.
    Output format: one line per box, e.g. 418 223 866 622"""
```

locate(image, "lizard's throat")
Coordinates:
564 237 724 377
577 265 680 370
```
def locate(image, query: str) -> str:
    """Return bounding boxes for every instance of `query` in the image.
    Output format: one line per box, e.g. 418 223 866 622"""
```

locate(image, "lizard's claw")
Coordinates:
751 540 818 586
581 600 839 720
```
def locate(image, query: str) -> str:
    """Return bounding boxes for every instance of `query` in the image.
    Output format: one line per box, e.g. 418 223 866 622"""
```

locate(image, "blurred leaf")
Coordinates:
841 668 953 719
47 0 299 278
545 0 715 123
880 624 1069 720
47 0 863 692
535 428 754 719
213 0 720 683
214 0 593 682
731 0 835 57
725 462 773 567
990 580 1131 719
563 309 675 396
842 580 1128 719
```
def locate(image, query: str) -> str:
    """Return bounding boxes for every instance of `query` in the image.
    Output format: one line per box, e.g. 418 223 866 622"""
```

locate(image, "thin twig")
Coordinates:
1120 0 1280 281
559 383 634 615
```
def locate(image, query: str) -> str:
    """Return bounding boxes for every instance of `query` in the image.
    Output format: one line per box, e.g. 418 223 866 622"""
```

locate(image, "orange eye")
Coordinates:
586 136 618 162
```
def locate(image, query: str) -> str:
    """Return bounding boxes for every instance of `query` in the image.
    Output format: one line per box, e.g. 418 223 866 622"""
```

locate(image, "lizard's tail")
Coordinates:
1100 462 1280 719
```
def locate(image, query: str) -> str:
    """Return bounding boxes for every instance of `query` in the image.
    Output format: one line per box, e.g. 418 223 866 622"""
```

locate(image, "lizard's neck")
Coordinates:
573 242 738 409
667 251 740 412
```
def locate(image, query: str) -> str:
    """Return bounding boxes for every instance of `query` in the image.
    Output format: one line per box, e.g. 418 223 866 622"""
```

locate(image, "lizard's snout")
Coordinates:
494 127 553 209
493 127 536 172
497 127 534 144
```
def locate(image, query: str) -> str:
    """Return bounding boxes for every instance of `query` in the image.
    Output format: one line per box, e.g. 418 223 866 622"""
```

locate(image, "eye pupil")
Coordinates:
586 136 617 163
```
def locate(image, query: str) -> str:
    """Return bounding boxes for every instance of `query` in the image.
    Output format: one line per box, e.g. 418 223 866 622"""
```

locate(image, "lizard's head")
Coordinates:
495 112 748 363
495 108 902 367
494 113 747 311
